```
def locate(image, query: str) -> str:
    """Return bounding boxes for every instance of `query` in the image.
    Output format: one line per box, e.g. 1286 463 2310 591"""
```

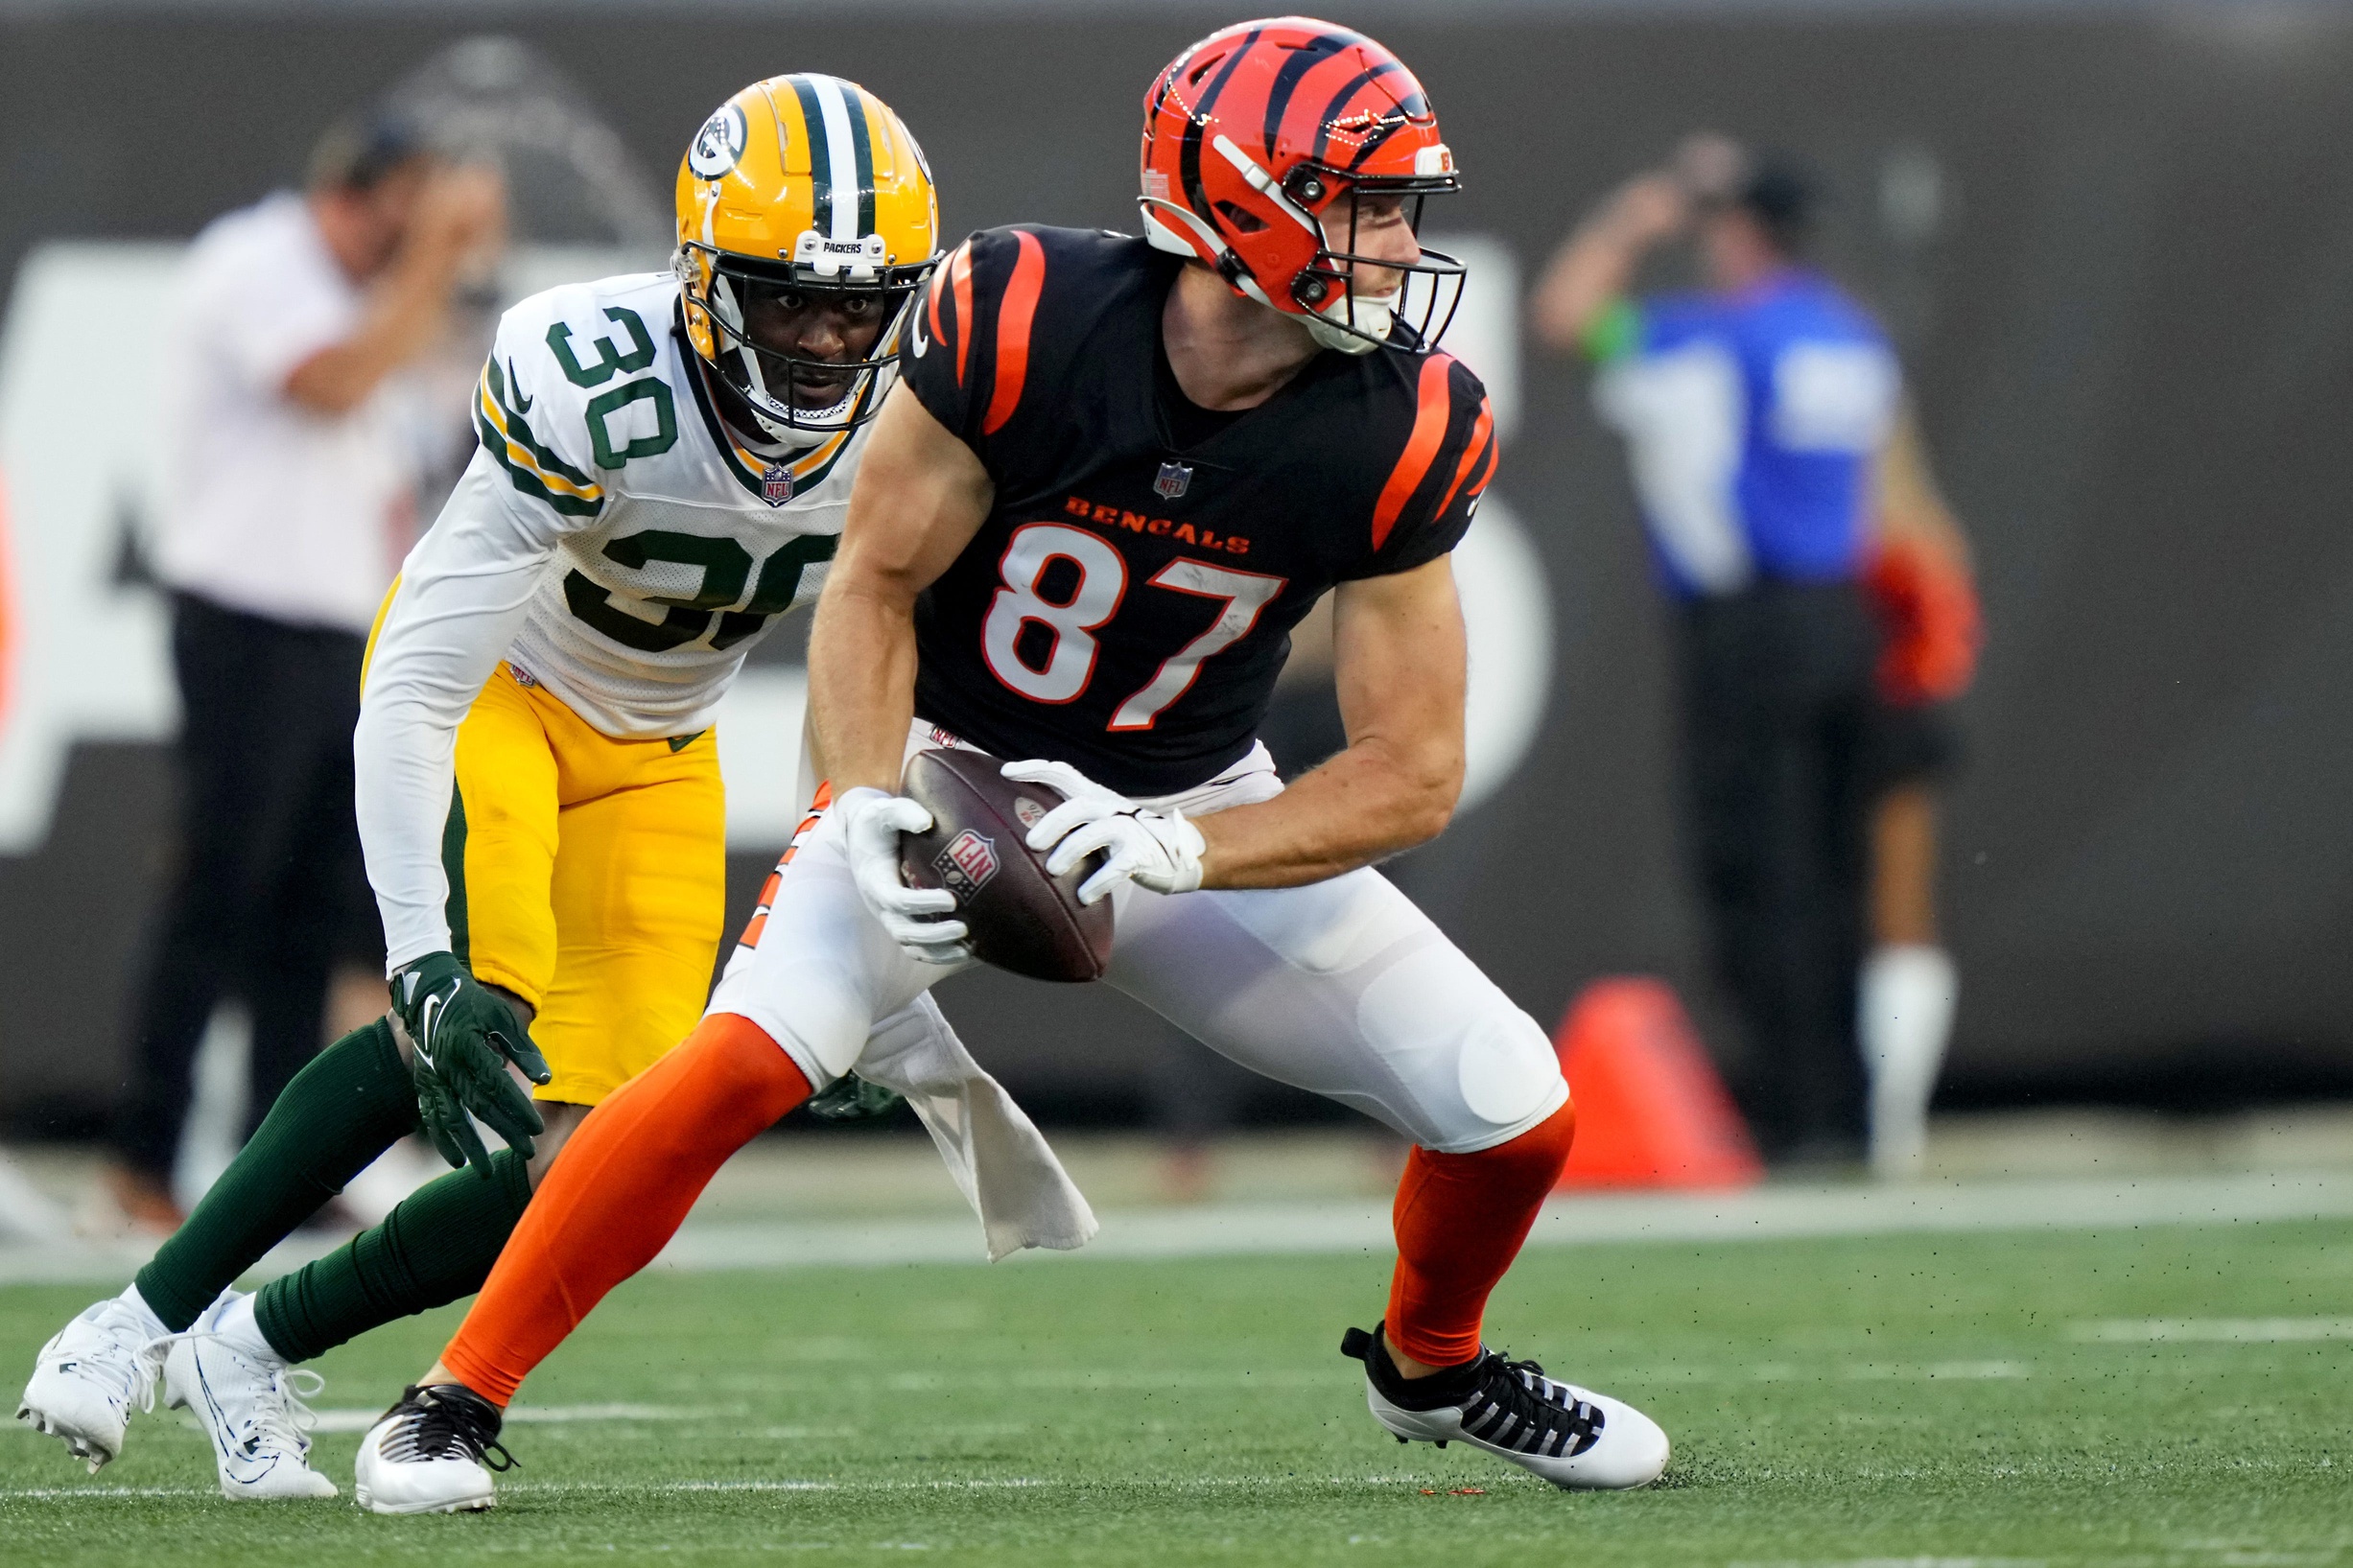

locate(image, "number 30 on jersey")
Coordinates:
981 523 1285 732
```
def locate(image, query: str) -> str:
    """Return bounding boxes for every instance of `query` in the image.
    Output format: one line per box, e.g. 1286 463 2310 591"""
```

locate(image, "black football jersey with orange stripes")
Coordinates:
901 225 1495 797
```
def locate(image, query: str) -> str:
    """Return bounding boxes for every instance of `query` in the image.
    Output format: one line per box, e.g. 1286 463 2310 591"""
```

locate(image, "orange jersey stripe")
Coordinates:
1430 399 1495 525
981 231 1047 436
926 257 951 358
1371 355 1456 550
950 245 976 387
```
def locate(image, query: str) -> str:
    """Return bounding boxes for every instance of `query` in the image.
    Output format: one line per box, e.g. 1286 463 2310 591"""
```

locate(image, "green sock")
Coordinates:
133 1018 417 1332
254 1147 533 1364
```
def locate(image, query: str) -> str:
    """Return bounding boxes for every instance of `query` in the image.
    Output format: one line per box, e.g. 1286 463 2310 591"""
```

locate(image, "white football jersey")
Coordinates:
448 269 862 737
358 270 873 968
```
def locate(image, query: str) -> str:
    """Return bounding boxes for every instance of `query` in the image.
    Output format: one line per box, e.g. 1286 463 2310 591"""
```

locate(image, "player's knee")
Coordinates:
1453 1005 1566 1135
1362 949 1565 1147
752 969 877 1085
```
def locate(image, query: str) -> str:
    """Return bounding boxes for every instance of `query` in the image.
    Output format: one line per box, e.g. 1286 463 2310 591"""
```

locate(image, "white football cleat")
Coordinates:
1343 1323 1669 1490
354 1384 512 1514
15 1296 165 1473
159 1296 337 1500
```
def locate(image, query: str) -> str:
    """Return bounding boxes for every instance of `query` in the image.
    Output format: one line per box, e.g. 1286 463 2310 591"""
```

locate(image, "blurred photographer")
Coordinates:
106 116 504 1229
1534 138 1974 1170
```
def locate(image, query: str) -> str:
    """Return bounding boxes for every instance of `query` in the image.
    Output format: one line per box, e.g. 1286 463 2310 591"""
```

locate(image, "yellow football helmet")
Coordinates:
674 74 939 438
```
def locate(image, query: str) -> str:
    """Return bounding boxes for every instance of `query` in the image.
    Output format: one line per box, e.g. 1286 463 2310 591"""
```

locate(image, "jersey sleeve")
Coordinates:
470 296 615 529
355 300 607 971
1348 355 1497 579
899 226 1050 458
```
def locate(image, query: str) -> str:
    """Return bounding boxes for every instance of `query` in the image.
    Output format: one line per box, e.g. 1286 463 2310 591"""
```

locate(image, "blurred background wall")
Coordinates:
4 0 2351 1133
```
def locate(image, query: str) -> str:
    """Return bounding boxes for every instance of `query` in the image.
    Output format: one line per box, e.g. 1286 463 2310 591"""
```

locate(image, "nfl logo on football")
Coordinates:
1154 461 1192 501
760 462 795 506
933 829 1000 900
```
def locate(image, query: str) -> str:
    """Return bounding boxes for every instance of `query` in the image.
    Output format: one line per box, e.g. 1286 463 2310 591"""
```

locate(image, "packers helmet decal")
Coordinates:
674 74 939 442
687 103 748 180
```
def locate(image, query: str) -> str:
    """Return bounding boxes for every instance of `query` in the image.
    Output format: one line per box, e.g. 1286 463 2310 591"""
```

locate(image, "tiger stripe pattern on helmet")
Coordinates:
1139 16 1464 352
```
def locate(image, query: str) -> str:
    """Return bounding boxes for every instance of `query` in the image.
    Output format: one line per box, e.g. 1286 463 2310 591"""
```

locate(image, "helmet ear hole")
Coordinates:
1212 200 1269 235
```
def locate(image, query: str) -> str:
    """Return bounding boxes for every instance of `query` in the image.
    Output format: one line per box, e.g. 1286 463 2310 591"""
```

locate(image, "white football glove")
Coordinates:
838 786 972 965
1000 760 1206 905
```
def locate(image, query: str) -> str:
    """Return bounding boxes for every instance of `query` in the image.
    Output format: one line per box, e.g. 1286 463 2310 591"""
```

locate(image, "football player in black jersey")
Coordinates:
398 16 1669 1502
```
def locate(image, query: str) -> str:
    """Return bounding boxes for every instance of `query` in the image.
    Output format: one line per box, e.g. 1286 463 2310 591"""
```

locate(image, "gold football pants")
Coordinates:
443 666 726 1106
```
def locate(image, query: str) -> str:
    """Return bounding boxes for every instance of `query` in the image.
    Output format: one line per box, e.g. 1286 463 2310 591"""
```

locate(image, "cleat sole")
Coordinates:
18 1406 119 1473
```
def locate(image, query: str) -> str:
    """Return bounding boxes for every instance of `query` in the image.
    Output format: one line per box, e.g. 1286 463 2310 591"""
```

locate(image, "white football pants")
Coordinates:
708 727 1568 1156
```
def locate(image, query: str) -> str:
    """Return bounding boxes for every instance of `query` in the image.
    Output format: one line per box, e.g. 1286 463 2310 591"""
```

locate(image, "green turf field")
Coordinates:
3 1218 2347 1565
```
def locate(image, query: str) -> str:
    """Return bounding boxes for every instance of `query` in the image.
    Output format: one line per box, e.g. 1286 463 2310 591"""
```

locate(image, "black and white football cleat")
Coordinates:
353 1384 514 1514
1342 1323 1669 1489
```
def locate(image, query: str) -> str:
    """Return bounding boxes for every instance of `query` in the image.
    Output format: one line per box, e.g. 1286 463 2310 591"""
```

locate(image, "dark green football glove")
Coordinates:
390 951 552 1177
804 1071 906 1122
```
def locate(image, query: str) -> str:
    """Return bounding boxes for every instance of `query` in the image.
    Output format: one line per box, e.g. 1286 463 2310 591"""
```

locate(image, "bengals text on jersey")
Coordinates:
902 225 1496 797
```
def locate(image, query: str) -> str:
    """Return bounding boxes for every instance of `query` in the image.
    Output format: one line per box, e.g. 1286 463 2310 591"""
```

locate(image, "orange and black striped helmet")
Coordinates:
1141 17 1464 355
674 74 939 439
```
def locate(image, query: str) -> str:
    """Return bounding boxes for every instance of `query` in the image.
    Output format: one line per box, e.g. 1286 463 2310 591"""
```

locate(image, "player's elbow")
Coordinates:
1383 738 1465 852
812 561 920 637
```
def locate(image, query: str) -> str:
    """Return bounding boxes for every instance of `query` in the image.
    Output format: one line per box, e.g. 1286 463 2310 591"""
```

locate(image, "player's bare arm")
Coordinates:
1192 555 1466 888
808 383 993 793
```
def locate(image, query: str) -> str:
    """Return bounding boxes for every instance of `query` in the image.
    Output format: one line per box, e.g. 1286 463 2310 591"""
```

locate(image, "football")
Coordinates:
897 746 1115 982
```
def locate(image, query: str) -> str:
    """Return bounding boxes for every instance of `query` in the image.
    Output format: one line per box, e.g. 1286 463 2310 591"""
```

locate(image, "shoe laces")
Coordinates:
383 1386 516 1472
62 1303 165 1418
146 1328 324 1458
1460 1352 1606 1459
243 1366 325 1459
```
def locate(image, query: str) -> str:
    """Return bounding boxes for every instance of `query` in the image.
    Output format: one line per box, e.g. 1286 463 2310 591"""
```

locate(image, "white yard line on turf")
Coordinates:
4 1171 2351 1284
650 1170 2353 1272
2070 1316 2353 1343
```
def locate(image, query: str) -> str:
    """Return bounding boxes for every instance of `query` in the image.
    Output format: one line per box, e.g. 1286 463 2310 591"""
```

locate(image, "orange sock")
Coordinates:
1385 1099 1577 1369
438 1014 811 1405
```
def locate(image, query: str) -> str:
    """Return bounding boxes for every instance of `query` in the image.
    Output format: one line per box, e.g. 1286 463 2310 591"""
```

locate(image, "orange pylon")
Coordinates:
1554 977 1762 1190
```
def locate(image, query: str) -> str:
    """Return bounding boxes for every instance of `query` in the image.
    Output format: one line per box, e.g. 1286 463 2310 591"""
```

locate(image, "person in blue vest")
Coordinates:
1534 139 1913 1166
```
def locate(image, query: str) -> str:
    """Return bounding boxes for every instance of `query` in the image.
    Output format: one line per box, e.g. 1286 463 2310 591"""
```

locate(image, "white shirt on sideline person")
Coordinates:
156 191 415 634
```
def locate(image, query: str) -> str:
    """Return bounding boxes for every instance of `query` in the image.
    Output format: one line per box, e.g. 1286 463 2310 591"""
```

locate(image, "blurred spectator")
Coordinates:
1858 412 1979 1176
103 116 503 1230
1532 137 1918 1168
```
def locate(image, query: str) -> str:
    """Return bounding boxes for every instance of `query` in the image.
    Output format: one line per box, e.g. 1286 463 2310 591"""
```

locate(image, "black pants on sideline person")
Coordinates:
1677 580 1879 1165
111 594 377 1182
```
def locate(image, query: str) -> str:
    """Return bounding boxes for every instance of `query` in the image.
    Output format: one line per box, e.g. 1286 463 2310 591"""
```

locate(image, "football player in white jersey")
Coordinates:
18 75 982 1506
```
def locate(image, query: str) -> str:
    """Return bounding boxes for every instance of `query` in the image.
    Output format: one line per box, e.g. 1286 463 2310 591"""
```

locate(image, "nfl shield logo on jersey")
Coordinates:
760 462 795 507
1154 461 1193 501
